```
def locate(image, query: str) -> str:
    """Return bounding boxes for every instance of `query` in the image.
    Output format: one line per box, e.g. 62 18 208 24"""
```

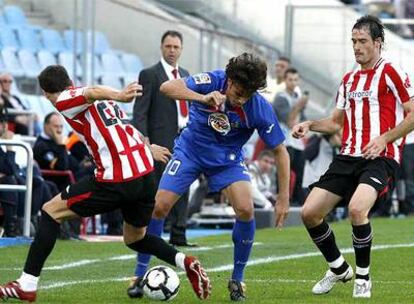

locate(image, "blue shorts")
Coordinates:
159 149 251 195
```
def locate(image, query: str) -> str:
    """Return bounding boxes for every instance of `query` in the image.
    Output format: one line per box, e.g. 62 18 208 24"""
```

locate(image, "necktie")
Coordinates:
172 68 188 117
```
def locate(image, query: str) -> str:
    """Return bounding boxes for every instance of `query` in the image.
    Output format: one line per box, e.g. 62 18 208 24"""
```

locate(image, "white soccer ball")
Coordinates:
143 266 180 301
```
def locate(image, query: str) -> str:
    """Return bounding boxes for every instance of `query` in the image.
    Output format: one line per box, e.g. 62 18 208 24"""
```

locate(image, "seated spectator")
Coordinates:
0 105 21 236
248 150 276 209
66 131 95 180
273 68 308 205
0 73 39 135
33 112 78 190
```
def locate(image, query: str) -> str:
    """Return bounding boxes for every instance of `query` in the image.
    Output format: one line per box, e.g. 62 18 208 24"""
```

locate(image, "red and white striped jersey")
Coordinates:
336 58 414 163
55 87 154 182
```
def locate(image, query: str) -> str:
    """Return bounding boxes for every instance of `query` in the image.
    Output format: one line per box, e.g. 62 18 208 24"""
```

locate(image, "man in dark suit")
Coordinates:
128 30 194 298
132 31 192 243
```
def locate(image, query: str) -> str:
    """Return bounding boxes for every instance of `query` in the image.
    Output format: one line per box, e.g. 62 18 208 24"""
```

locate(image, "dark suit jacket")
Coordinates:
132 62 189 151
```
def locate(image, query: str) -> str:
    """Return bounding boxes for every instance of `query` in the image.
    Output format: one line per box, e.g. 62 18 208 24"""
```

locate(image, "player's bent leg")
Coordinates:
348 184 377 298
0 194 77 302
153 189 181 219
132 189 181 297
301 188 353 295
124 221 211 300
223 181 255 301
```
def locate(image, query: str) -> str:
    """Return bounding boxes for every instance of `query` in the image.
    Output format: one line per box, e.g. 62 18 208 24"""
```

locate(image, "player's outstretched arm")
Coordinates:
84 82 142 103
292 109 344 139
273 143 290 229
160 79 225 107
363 98 414 159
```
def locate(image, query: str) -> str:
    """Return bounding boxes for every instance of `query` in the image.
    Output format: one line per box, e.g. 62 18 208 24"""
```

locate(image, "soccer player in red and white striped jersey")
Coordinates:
292 15 414 298
0 65 211 302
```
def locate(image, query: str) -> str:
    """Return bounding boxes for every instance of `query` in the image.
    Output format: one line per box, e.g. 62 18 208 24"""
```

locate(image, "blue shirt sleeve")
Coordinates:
185 71 220 95
251 96 285 148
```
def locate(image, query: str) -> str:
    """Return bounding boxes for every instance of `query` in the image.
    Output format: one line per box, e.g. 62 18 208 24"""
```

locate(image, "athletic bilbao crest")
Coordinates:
208 112 231 135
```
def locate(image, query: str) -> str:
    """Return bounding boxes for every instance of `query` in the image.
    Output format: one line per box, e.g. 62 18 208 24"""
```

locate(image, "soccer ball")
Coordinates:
143 266 180 301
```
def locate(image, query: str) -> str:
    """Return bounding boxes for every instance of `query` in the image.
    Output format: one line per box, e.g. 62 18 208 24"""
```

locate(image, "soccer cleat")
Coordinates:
184 256 211 299
353 279 372 298
0 281 37 302
312 266 353 294
127 276 145 298
228 279 247 301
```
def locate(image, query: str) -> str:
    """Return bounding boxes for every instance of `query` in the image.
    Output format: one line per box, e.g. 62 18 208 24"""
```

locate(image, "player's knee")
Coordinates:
123 225 146 245
153 192 174 219
234 203 254 220
348 203 368 224
301 204 321 227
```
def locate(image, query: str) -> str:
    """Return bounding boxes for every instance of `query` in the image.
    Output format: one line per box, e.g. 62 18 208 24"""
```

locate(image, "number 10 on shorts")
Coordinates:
165 159 181 176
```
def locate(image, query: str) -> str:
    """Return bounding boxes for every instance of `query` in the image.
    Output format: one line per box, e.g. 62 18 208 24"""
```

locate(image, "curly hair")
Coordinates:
225 53 267 95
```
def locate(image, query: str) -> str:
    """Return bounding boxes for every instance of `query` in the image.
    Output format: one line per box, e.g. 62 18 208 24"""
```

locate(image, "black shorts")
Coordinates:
310 155 399 204
61 173 157 227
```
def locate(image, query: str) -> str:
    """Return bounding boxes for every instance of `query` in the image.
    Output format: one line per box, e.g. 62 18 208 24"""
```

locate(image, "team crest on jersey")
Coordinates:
208 112 231 135
193 73 211 84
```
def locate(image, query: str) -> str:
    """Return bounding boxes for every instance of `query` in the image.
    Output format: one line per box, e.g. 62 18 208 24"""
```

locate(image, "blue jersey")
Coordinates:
175 70 285 167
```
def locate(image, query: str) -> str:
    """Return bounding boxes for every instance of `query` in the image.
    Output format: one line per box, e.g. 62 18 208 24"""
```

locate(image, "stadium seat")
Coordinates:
0 26 20 51
101 52 125 77
0 54 5 72
16 27 42 52
41 29 67 54
63 30 83 54
3 5 27 26
121 53 144 74
58 52 82 79
1 49 24 77
81 53 104 81
0 12 6 25
121 52 143 82
17 49 41 78
38 50 57 69
88 31 111 55
101 74 122 90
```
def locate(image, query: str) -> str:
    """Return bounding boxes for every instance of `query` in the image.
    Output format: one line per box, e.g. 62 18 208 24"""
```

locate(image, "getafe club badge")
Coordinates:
208 112 231 135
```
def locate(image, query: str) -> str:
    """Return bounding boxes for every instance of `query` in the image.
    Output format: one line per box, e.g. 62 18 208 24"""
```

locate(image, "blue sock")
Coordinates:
232 218 255 282
134 218 165 277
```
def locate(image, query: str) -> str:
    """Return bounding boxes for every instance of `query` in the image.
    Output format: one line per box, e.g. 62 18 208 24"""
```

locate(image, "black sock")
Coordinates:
353 223 373 280
307 221 348 274
23 210 60 277
127 234 179 267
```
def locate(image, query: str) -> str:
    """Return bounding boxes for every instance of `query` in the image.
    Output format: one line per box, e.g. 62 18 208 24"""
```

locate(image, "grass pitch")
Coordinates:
0 217 413 303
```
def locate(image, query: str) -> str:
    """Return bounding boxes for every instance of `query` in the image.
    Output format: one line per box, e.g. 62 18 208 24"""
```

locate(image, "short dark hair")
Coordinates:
353 15 385 46
38 65 72 94
277 56 291 64
258 149 274 160
44 111 59 125
161 30 183 44
284 67 298 78
225 53 267 95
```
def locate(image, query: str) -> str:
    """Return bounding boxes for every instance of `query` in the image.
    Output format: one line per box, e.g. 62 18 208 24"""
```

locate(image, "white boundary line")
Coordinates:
39 242 414 290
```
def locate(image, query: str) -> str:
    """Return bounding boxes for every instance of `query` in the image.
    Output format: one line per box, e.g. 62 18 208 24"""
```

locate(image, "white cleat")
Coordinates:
353 279 372 298
312 266 353 295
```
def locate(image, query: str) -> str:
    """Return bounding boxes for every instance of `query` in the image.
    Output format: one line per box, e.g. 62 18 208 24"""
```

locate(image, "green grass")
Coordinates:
1 217 414 303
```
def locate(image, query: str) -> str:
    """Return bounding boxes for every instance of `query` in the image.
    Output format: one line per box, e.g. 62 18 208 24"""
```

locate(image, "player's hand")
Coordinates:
274 194 289 230
120 82 142 102
150 144 172 164
202 91 226 108
292 121 311 139
362 135 387 159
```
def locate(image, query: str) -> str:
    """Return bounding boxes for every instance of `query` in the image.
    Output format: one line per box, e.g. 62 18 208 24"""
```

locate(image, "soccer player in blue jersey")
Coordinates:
129 53 290 301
